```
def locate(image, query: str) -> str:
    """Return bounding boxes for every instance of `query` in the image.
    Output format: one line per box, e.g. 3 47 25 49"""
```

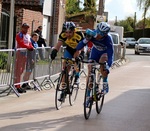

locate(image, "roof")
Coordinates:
2 0 43 6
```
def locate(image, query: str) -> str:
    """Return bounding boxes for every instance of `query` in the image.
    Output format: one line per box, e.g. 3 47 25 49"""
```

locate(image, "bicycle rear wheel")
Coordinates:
55 72 64 110
96 75 105 114
84 76 93 120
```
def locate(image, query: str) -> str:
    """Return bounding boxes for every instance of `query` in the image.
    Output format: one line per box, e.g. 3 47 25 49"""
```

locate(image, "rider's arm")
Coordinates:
76 29 96 51
76 40 87 51
53 40 63 51
51 32 65 60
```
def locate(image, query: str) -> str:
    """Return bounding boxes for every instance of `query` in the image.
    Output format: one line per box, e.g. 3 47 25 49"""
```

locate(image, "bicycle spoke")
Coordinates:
55 73 64 110
69 84 79 106
96 76 105 114
84 77 93 120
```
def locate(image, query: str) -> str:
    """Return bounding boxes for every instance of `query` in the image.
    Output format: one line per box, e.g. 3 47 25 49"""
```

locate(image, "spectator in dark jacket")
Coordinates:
34 26 46 60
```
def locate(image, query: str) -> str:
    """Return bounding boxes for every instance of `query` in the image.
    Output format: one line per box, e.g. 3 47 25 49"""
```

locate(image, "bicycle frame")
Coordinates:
90 66 97 100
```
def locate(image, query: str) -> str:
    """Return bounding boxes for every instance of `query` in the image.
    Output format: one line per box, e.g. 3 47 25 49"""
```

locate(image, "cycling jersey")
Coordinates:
16 32 33 49
59 31 84 56
76 32 114 67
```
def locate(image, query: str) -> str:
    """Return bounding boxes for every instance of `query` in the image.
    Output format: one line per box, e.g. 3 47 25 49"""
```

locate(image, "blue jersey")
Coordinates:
76 32 114 67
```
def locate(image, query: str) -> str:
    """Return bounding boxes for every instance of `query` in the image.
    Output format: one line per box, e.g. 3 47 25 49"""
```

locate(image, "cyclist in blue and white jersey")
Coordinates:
75 22 114 94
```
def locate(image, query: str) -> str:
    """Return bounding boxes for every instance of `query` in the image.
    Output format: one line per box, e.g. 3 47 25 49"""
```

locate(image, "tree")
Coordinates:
83 0 97 12
136 18 150 29
117 17 135 32
137 0 150 17
66 0 81 15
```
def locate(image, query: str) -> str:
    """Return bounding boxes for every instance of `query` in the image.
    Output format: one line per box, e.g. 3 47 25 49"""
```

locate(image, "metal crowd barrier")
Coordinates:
0 44 126 97
111 44 126 68
0 49 19 96
33 47 54 90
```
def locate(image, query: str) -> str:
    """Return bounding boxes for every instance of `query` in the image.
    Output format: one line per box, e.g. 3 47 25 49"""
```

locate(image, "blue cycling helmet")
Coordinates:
96 22 110 36
62 21 76 31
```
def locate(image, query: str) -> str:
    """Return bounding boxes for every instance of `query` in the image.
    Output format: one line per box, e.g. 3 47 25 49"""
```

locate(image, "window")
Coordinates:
0 9 9 48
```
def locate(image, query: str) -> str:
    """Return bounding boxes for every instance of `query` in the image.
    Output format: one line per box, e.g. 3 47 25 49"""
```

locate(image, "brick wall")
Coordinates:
50 0 66 45
15 8 43 35
54 0 59 34
58 0 66 34
22 9 43 34
67 14 95 31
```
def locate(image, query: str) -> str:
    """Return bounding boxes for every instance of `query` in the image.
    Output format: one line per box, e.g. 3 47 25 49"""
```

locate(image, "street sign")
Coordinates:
96 15 106 23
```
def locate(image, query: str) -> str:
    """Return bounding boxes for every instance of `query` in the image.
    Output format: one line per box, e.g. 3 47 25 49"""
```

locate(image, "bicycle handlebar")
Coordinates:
61 57 76 62
81 60 106 65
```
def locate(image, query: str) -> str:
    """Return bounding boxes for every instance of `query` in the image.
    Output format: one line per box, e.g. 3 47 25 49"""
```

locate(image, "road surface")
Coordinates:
0 49 150 131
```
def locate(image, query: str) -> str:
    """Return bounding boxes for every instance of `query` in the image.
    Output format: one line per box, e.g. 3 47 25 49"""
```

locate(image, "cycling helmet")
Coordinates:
62 21 76 31
96 22 110 36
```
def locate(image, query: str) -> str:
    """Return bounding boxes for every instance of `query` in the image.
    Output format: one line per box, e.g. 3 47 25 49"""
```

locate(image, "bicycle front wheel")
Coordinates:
69 72 79 106
84 76 93 120
96 75 105 114
55 73 64 110
69 84 79 106
96 93 104 114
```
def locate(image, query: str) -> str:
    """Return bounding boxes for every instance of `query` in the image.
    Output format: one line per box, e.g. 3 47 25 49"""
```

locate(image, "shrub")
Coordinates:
0 52 8 69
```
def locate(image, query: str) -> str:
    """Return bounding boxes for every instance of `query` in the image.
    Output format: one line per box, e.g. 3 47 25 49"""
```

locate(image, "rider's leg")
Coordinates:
74 62 80 84
61 50 72 88
99 53 108 82
99 53 109 93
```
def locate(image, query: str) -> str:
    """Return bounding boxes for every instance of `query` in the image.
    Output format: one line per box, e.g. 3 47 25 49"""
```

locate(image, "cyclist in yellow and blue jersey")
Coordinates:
51 22 84 90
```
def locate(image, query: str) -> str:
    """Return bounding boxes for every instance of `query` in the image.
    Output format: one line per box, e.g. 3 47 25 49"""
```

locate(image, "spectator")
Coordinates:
34 26 46 60
14 23 34 93
22 33 39 90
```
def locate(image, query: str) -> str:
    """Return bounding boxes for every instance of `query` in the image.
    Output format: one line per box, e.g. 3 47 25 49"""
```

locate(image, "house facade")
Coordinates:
66 12 95 31
1 0 66 48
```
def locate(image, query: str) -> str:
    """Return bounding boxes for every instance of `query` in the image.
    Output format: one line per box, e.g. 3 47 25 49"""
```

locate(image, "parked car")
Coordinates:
124 37 136 48
135 38 150 55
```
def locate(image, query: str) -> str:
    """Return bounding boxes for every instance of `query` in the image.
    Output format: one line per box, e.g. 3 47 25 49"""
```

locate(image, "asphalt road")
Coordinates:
0 49 150 131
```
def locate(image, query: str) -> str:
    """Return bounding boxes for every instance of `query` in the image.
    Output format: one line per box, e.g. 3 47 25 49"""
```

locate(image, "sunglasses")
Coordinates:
96 29 105 37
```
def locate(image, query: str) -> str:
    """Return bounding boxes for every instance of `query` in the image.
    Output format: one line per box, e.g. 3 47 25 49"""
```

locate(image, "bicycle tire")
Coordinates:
84 76 93 120
96 75 105 114
69 71 79 106
69 82 79 106
96 93 105 114
55 72 64 110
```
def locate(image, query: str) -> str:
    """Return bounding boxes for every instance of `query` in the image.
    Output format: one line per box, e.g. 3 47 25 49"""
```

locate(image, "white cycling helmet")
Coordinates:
96 22 110 36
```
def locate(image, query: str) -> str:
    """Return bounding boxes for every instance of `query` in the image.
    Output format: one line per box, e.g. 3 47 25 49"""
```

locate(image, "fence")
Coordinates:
0 45 126 97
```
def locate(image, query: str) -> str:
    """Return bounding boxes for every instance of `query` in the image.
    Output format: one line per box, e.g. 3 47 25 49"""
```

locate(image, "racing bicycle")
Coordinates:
82 60 107 119
55 57 79 110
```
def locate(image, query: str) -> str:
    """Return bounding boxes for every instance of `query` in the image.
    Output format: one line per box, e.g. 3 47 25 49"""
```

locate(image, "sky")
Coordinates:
80 0 145 21
105 0 143 21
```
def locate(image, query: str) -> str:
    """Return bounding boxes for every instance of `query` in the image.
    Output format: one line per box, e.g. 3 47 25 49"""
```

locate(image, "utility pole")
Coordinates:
7 0 15 71
98 0 104 15
8 0 15 49
115 16 118 25
133 12 136 31
133 12 136 38
143 7 146 37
